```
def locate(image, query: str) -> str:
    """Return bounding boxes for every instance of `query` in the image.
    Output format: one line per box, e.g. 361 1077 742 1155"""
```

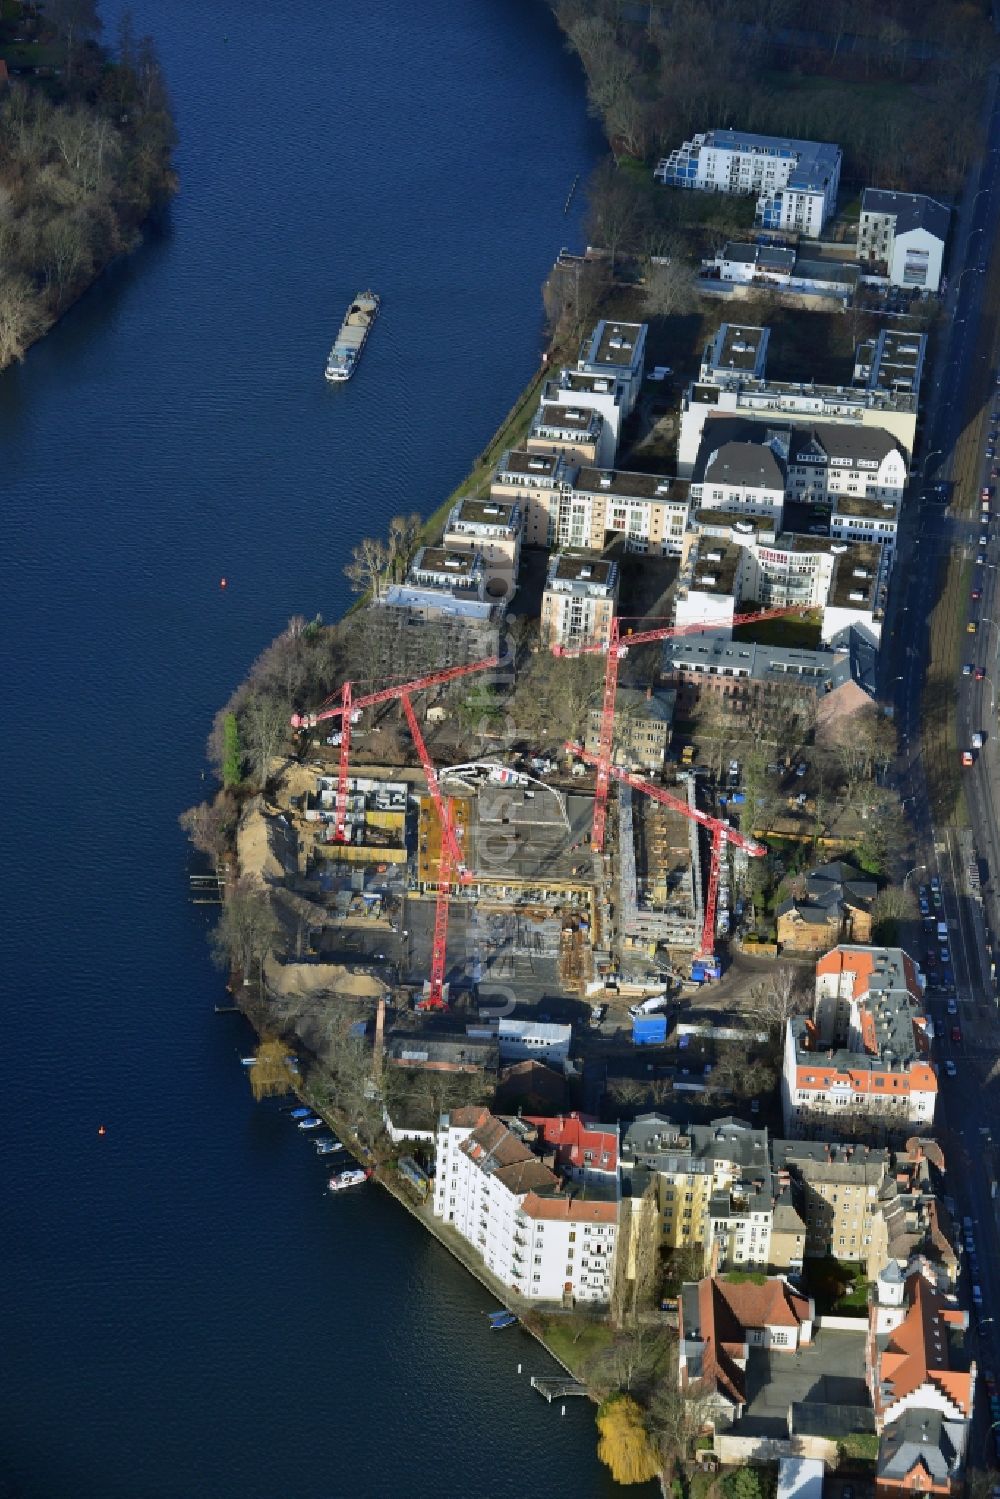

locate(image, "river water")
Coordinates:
0 3 640 1496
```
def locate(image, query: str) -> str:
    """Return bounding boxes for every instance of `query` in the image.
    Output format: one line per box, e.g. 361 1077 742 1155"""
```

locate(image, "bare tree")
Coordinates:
344 536 390 600
241 691 291 786
643 258 695 318
211 876 280 979
178 792 238 864
584 157 639 269
0 272 44 364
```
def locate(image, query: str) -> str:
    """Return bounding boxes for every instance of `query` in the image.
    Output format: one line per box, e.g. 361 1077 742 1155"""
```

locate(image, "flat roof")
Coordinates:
413 546 479 577
450 496 519 528
833 494 899 520
582 319 645 370
689 542 740 594
534 403 601 433
497 447 571 480
574 466 689 503
711 323 769 374
549 551 616 585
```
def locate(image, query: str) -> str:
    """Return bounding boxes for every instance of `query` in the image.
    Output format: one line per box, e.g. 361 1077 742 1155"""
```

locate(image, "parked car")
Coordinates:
963 663 973 676
968 621 979 634
951 1024 963 1043
795 762 808 777
945 1059 958 1077
976 667 986 680
947 998 958 1014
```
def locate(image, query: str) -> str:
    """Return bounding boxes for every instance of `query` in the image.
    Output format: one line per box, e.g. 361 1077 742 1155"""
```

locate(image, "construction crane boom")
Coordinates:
417 796 457 1010
400 692 471 886
558 606 804 850
290 655 500 729
567 745 766 856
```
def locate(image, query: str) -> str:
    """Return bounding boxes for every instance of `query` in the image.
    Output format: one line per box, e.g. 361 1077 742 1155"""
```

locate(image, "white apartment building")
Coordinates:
737 534 883 642
540 551 618 651
785 424 907 507
576 319 647 417
433 1107 619 1303
542 368 625 466
781 946 936 1139
858 189 950 293
677 322 921 476
655 129 842 235
443 496 522 602
691 438 787 525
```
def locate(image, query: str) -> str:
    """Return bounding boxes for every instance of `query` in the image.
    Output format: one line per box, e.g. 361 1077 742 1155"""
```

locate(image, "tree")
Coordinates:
643 258 695 319
585 157 640 269
344 536 390 600
222 712 242 788
723 1467 763 1499
240 691 290 787
871 885 914 944
747 968 809 1037
211 877 280 980
387 512 422 581
596 1393 660 1485
0 272 44 365
178 792 238 863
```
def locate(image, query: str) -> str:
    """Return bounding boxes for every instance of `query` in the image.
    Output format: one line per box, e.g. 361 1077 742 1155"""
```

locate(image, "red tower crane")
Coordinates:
416 795 461 1011
566 744 766 961
290 655 499 845
555 608 805 853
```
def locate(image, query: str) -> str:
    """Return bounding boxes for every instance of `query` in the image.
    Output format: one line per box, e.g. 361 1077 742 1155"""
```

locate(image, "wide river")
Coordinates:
0 2 645 1495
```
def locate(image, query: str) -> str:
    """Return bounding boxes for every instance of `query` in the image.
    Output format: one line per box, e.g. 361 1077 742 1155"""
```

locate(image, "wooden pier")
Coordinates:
530 1376 588 1402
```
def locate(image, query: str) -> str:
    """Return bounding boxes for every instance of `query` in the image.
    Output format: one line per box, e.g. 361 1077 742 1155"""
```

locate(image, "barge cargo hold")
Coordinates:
325 290 380 382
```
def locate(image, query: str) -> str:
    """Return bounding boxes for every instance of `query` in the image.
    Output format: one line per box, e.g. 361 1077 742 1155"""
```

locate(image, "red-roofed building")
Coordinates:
433 1107 620 1304
782 945 936 1139
523 1113 619 1185
678 1274 814 1424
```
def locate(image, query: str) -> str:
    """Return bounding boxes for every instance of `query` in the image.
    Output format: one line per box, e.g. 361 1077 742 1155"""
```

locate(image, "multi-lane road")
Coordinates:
884 72 1000 1466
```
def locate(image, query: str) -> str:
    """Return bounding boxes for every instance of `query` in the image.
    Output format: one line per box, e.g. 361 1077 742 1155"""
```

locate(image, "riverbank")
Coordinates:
0 4 176 369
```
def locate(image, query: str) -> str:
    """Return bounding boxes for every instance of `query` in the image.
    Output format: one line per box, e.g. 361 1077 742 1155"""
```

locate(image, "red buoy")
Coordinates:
220 577 228 590
97 1125 107 1137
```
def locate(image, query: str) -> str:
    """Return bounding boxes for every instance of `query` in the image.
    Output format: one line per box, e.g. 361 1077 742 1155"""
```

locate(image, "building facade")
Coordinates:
655 129 842 235
443 497 522 603
858 189 950 293
540 551 618 651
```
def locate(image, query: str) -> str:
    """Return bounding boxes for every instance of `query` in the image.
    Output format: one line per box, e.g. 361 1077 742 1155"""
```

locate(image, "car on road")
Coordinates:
963 663 973 676
977 553 987 565
973 588 982 601
951 1024 963 1043
933 891 943 908
940 946 951 962
968 621 979 634
919 898 930 914
795 762 808 777
981 534 990 545
984 487 995 498
945 1059 957 1077
963 750 975 766
947 998 958 1014
976 667 986 680
974 1285 984 1306
942 966 954 986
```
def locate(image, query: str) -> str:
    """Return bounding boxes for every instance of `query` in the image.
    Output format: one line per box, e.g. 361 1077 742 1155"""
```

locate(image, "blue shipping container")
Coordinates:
633 1015 668 1046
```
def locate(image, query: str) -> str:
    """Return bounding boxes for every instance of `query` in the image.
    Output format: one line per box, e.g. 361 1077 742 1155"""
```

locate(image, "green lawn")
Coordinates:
531 1313 616 1378
801 1255 870 1315
732 610 822 651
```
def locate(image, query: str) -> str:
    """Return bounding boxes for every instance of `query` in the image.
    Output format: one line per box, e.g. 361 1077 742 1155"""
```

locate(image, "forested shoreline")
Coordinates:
0 0 176 368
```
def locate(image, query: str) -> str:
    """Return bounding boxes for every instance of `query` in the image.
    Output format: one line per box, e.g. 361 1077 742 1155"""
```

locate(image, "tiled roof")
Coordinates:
524 1112 619 1173
875 1274 973 1420
448 1105 491 1128
715 1275 812 1331
519 1191 618 1223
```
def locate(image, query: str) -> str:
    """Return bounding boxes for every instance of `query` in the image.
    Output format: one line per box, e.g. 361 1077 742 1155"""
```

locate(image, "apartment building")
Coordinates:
408 545 486 601
691 437 787 525
621 1114 776 1271
858 189 950 293
738 533 883 640
655 129 841 235
868 1263 973 1498
443 496 522 602
661 633 849 732
491 446 577 548
576 319 647 417
781 945 936 1139
542 368 625 467
526 403 604 465
772 1139 887 1261
554 467 691 557
784 423 907 506
866 1139 958 1287
540 551 618 651
617 781 702 954
433 1106 619 1303
678 322 921 475
584 686 675 772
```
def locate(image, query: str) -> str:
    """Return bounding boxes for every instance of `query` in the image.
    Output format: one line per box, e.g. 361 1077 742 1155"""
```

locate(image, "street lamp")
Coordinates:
920 448 944 484
903 863 927 892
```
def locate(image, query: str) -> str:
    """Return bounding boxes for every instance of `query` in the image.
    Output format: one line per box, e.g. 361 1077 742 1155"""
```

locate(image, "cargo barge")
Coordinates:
324 290 380 382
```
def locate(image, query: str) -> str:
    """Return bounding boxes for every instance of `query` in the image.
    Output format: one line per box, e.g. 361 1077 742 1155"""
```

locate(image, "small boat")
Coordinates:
289 1106 312 1120
297 1116 323 1130
487 1310 518 1331
314 1138 343 1155
328 1168 369 1192
240 1057 258 1067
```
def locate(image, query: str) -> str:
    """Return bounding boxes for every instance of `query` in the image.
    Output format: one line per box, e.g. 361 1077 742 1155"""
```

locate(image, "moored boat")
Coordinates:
289 1106 312 1120
328 1167 369 1192
315 1138 343 1155
297 1116 323 1130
